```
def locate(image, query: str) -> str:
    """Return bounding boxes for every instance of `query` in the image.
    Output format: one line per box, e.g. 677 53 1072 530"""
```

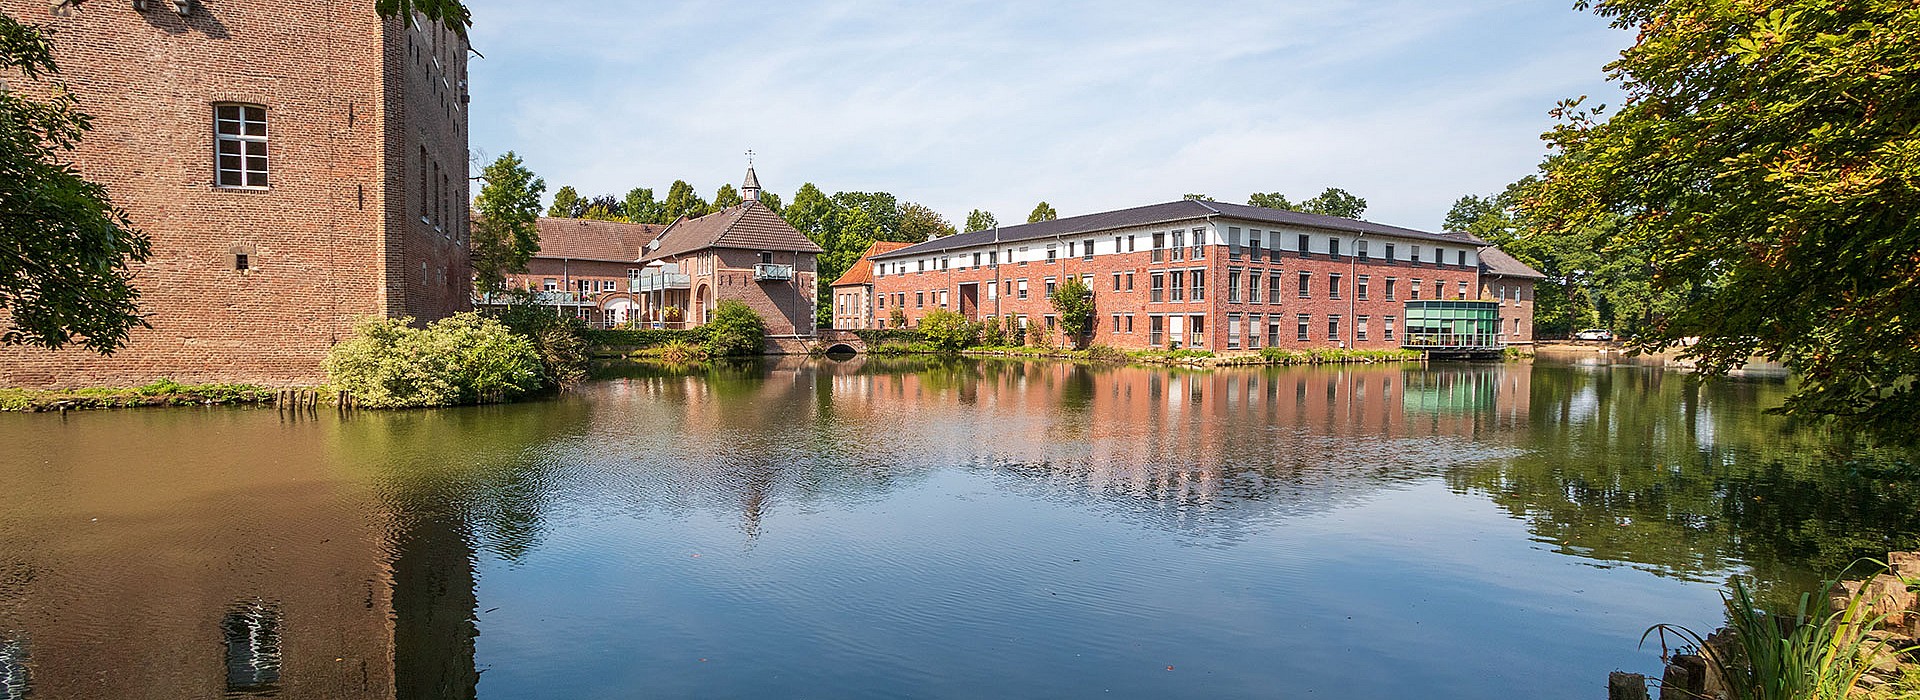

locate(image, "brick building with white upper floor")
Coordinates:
861 199 1533 352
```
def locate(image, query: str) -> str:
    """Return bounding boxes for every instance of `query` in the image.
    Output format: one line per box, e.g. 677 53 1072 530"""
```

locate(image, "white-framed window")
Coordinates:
215 104 269 188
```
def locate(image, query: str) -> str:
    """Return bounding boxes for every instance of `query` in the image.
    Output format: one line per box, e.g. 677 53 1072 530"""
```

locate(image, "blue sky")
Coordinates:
464 1 1630 232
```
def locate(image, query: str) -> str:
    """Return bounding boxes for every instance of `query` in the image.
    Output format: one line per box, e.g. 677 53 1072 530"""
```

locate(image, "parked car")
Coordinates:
1574 329 1615 342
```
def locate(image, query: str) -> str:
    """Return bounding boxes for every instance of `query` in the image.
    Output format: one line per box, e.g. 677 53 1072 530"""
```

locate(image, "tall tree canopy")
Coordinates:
898 202 955 241
756 191 783 214
660 180 710 221
578 195 624 221
623 188 664 224
1529 0 1920 438
374 0 472 40
470 152 546 295
712 184 743 210
1026 201 1059 223
964 209 998 233
0 14 150 353
1297 188 1367 219
1247 192 1295 210
546 186 582 219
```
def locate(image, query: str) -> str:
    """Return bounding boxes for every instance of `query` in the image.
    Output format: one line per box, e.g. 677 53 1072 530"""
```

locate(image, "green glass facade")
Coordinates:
1402 300 1501 349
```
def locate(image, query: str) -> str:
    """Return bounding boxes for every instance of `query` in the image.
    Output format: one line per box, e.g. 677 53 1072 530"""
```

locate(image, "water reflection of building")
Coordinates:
594 358 1531 537
0 410 489 700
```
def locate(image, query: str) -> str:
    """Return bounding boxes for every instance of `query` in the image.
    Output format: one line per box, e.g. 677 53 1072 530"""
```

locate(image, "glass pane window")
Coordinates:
215 105 269 188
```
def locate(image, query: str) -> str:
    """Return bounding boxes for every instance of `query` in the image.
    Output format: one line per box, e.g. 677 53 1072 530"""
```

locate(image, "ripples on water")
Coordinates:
0 356 1909 699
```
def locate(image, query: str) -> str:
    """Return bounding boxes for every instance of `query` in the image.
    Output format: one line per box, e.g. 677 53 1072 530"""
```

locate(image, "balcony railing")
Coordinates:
754 263 795 281
632 272 691 292
476 291 592 306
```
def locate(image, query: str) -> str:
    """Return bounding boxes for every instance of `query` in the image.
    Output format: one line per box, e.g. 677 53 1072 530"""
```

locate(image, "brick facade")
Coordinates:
0 1 468 388
866 202 1509 352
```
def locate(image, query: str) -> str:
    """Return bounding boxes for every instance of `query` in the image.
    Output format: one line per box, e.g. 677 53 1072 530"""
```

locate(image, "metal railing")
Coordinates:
632 272 691 292
754 263 795 281
475 291 592 306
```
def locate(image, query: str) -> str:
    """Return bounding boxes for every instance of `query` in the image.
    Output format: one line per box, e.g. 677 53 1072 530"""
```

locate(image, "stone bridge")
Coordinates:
812 329 867 355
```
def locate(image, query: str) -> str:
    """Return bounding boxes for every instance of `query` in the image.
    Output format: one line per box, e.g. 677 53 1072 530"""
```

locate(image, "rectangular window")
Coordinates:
1228 313 1242 349
1385 243 1396 261
1018 279 1029 300
939 290 949 307
1457 250 1468 267
1297 314 1310 341
1112 313 1121 333
973 252 982 267
234 253 250 271
1047 244 1058 262
1248 269 1262 303
916 292 925 308
543 278 557 291
1045 315 1056 330
1188 315 1205 346
1125 272 1135 291
1357 240 1369 260
215 104 269 188
1411 279 1421 300
1150 315 1165 345
1268 318 1281 347
1357 316 1370 341
1151 273 1165 302
1385 316 1396 341
1329 273 1342 300
1066 242 1076 258
1045 277 1057 297
1328 315 1341 341
1328 237 1340 258
1386 277 1397 300
989 251 998 265
1229 227 1242 258
1249 231 1262 259
1171 230 1186 262
1247 314 1262 349
1128 235 1137 252
1112 272 1122 291
1019 246 1030 265
1083 239 1095 261
1412 245 1422 264
1297 234 1310 255
1190 269 1205 301
1357 275 1370 300
987 282 997 301
1227 269 1242 303
1191 230 1205 260
1459 280 1469 299
1152 232 1166 262
1298 271 1311 298
1170 270 1186 302
1125 314 1134 333
1269 273 1282 303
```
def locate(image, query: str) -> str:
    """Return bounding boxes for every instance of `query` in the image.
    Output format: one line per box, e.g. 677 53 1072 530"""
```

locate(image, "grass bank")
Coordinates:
0 379 280 412
870 342 1427 367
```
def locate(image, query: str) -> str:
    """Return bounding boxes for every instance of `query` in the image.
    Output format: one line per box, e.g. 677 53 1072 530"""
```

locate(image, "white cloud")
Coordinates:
465 0 1628 231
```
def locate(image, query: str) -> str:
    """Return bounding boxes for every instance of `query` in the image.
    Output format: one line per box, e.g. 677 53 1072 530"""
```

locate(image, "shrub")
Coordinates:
488 294 590 387
889 308 908 329
655 339 710 363
1049 277 1095 348
1083 344 1127 362
324 313 544 408
705 300 767 356
981 317 1007 346
1025 317 1047 347
583 327 710 349
919 309 979 352
852 328 923 346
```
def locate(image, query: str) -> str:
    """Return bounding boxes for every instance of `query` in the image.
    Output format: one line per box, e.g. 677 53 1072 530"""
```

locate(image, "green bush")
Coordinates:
653 339 710 363
980 317 1008 346
582 327 711 349
324 313 544 408
705 300 767 356
488 297 590 387
852 328 924 346
918 309 979 352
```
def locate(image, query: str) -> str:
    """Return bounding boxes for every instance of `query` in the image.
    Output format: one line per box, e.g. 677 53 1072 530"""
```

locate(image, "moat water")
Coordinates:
1 356 1913 699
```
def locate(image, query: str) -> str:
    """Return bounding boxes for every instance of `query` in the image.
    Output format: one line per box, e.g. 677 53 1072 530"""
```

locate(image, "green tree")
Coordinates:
713 184 743 210
704 300 766 356
0 15 151 353
470 152 546 295
1247 192 1296 210
373 0 472 40
898 202 955 241
784 184 861 327
1298 187 1367 219
547 186 582 218
1026 201 1059 223
1182 193 1215 201
831 191 902 241
661 180 710 221
624 187 664 224
918 309 979 352
578 194 624 221
1530 0 1920 437
964 209 998 233
1048 277 1095 349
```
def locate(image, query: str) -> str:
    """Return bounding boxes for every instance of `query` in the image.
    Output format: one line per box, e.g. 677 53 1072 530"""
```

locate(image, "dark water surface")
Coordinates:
2 356 1913 699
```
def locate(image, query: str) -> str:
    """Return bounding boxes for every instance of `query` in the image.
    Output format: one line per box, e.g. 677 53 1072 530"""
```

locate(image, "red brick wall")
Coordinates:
0 2 466 388
869 240 1485 352
1480 276 1536 343
662 248 817 336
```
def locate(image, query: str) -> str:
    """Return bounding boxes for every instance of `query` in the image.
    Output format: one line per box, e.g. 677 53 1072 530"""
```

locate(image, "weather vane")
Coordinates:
745 149 756 168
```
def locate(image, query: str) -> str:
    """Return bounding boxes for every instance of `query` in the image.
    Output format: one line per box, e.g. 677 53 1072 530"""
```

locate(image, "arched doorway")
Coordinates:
694 285 710 325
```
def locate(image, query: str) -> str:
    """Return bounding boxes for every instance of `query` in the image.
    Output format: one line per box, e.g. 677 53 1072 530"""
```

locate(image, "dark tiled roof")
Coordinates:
829 241 913 288
532 218 667 262
641 201 824 261
1478 247 1548 279
871 199 1485 261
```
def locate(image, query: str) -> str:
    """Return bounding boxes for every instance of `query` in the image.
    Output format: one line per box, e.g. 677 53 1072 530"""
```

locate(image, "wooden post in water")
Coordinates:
1607 672 1650 700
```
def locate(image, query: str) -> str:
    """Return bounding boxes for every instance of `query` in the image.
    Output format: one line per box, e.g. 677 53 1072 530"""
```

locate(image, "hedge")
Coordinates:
851 328 924 346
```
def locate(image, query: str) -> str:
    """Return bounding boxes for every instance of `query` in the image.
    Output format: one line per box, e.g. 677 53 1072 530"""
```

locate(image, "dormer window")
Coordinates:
215 104 268 188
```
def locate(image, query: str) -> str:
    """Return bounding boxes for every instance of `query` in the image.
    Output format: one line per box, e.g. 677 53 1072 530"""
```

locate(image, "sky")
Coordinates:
464 0 1631 233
